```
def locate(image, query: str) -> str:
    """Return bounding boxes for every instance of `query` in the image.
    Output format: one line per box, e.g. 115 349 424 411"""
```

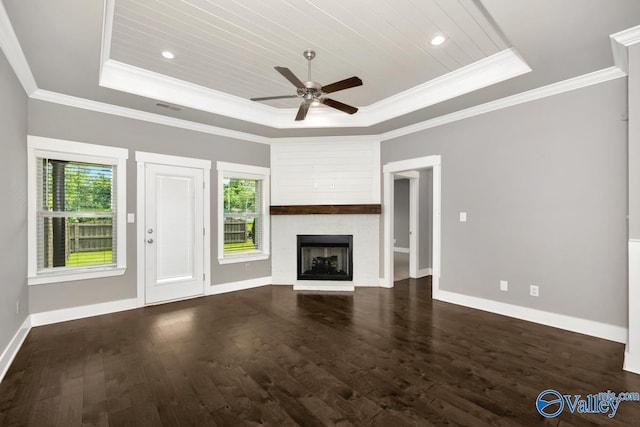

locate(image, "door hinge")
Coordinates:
203 273 205 281
203 227 206 236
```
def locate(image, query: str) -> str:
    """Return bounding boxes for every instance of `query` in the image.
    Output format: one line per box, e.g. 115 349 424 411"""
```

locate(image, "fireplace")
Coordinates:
297 235 353 281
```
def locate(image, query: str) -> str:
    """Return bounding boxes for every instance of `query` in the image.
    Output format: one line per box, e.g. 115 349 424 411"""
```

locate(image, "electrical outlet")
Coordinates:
500 280 508 292
245 263 250 271
459 212 467 222
530 285 539 297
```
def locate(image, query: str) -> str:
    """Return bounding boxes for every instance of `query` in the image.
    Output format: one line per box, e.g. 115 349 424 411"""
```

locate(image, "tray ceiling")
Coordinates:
109 0 509 108
2 0 640 136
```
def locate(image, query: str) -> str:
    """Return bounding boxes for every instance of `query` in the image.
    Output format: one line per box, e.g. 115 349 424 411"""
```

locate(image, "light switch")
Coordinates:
459 212 467 222
127 213 135 223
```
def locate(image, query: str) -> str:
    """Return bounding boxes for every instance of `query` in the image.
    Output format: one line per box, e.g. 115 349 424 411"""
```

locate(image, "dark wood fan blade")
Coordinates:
275 66 305 89
250 95 298 101
322 98 358 115
321 76 362 94
295 99 312 121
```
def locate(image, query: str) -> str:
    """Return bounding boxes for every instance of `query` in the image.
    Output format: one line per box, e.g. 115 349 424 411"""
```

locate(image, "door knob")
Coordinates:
147 238 154 244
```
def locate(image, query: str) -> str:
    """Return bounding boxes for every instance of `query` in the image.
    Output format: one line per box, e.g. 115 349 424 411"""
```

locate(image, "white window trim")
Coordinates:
217 161 270 264
27 135 128 285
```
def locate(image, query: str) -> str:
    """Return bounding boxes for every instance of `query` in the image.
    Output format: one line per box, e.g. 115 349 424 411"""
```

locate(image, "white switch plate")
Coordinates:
127 213 135 223
530 285 539 297
500 280 508 291
459 212 467 222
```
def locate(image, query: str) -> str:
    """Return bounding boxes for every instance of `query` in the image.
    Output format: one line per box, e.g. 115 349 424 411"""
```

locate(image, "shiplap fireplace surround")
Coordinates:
270 139 381 291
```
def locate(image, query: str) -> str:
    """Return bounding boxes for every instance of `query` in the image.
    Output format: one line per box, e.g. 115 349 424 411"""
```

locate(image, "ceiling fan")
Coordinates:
250 50 363 121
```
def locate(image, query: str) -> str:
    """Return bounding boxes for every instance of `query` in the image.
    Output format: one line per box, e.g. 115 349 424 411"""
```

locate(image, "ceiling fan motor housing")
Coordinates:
250 49 361 120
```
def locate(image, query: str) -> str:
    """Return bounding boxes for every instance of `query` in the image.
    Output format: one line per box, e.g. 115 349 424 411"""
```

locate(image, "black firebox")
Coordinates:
297 235 353 281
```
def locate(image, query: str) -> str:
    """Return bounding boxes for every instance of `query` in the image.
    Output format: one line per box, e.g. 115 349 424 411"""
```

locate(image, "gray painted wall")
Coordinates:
393 179 410 249
0 49 28 350
418 168 432 271
28 100 271 313
381 78 628 326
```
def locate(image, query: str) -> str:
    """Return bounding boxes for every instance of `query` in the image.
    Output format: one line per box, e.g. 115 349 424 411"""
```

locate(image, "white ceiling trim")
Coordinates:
362 48 530 124
99 0 116 82
0 1 37 95
270 134 380 145
611 25 640 74
99 48 530 130
380 66 626 142
29 64 625 148
30 89 271 145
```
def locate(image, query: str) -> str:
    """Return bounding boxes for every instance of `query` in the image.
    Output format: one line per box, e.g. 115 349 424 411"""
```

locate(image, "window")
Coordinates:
28 136 128 284
217 162 270 264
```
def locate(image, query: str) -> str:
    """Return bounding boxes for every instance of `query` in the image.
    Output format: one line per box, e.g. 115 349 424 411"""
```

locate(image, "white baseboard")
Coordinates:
624 350 640 375
627 240 640 374
416 268 432 278
206 276 271 296
30 298 138 327
293 284 355 292
0 316 32 384
379 277 393 288
355 281 385 288
434 289 627 343
394 247 410 254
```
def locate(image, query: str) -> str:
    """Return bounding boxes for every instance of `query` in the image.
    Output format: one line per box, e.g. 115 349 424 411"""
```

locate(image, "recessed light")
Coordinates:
430 34 447 46
161 50 175 59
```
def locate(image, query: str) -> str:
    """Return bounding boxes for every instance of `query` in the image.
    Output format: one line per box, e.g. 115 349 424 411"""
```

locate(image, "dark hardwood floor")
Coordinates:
2 277 640 426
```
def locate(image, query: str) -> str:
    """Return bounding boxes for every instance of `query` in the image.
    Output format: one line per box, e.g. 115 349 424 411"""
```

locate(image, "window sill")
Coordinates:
28 267 126 286
218 253 270 265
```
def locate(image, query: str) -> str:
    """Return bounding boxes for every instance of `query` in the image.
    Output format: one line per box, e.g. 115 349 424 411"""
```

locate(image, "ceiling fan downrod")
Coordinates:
304 49 315 82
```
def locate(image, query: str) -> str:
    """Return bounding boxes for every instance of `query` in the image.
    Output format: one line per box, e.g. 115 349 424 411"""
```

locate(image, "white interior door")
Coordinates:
144 163 204 304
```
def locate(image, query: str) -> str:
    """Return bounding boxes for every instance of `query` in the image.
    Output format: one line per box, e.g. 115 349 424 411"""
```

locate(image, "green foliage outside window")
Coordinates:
223 178 257 213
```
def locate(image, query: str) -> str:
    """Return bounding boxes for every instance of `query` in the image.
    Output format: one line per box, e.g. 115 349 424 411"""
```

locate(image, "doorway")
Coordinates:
393 171 419 281
136 152 211 306
382 156 441 297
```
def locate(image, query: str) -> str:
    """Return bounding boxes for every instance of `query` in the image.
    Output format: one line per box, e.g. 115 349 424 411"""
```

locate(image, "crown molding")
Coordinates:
380 66 626 142
0 1 37 95
98 49 530 130
30 89 271 145
99 0 115 82
271 134 380 144
363 48 530 124
31 64 626 147
100 59 282 128
610 25 640 73
3 5 633 143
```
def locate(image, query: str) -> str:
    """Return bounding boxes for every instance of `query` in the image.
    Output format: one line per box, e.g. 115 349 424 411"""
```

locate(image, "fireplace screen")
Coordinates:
297 235 353 281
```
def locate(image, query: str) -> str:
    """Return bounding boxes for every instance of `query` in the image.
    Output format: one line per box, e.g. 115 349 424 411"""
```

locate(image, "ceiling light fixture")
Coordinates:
161 50 175 59
430 34 447 46
311 99 321 107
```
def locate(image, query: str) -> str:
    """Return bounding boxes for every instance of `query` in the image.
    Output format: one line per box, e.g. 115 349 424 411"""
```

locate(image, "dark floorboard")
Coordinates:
1 277 640 426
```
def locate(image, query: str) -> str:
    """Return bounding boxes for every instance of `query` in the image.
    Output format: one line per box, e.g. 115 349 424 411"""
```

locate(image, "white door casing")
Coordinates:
136 152 211 306
383 156 441 296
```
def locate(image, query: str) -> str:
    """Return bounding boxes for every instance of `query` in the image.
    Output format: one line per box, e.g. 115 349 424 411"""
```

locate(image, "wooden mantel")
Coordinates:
270 204 382 215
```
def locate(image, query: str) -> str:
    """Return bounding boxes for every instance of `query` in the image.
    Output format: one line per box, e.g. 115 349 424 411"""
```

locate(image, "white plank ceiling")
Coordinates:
109 0 509 108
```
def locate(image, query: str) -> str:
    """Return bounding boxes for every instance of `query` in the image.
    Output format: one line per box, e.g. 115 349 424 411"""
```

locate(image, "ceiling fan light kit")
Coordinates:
250 50 363 121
